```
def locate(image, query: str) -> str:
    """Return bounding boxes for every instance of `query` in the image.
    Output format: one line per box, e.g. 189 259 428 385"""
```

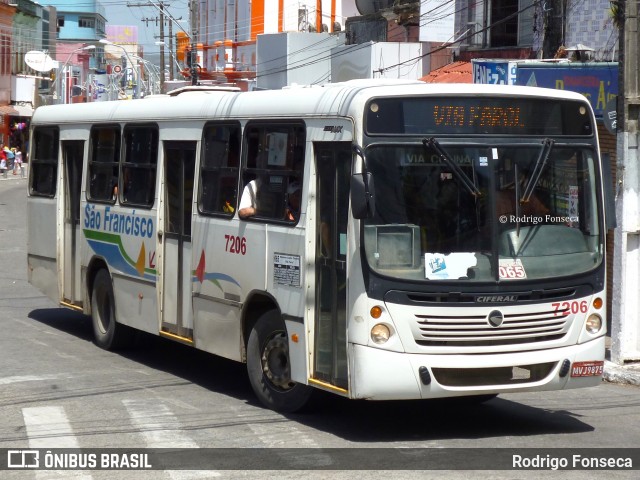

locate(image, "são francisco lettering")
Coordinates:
433 105 525 128
84 205 154 238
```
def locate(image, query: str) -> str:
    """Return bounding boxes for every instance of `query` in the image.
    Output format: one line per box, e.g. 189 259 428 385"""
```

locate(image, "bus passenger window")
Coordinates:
30 127 59 197
240 122 306 223
122 125 158 208
285 148 304 223
88 125 120 202
199 123 241 217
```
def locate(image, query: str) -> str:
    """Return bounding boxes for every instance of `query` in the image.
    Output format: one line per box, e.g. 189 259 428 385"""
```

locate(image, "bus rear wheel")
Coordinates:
247 310 312 413
91 269 130 350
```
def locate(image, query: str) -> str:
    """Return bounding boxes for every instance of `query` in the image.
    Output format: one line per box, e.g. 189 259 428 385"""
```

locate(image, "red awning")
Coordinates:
0 105 18 116
0 104 34 117
419 61 472 84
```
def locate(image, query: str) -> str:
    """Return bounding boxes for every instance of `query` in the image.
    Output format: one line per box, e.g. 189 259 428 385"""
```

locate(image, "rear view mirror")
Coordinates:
350 172 375 219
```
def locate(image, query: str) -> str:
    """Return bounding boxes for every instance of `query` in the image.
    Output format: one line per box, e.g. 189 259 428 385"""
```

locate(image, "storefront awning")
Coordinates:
0 104 34 117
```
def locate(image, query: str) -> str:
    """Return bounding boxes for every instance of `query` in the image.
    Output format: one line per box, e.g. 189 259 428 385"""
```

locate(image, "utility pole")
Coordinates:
611 0 640 364
134 0 188 84
190 0 198 85
134 1 166 92
159 2 165 90
168 17 174 80
542 0 565 58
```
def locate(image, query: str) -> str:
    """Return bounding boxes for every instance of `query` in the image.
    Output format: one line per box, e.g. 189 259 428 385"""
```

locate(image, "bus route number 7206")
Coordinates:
225 234 247 255
552 300 588 316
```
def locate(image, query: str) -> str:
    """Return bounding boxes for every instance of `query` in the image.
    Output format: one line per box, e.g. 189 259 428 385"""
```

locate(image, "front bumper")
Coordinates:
348 335 605 400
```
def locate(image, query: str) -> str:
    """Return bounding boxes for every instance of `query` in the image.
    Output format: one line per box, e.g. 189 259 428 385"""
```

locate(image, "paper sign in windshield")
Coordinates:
425 253 477 279
498 258 527 279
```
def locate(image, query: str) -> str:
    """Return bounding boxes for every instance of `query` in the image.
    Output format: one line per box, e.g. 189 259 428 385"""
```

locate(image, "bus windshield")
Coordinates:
363 142 602 282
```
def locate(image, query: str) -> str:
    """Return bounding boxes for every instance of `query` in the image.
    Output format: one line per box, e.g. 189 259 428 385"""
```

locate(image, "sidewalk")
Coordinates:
604 361 640 386
0 165 27 180
605 337 640 386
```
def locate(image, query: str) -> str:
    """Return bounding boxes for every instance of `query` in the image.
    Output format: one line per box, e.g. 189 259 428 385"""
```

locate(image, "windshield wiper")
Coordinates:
423 138 481 197
521 138 554 203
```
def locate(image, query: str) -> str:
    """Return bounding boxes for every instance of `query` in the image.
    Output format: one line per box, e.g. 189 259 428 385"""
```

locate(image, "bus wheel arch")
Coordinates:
241 291 278 356
243 296 313 412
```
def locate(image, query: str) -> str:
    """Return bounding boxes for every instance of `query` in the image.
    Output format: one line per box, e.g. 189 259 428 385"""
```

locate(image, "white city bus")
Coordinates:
27 81 612 412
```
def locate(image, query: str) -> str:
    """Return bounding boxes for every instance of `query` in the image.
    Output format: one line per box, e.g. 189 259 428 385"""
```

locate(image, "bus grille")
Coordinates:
432 362 556 387
414 308 570 347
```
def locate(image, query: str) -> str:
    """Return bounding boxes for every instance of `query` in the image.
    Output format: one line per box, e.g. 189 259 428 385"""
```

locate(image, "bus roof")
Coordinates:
32 81 592 126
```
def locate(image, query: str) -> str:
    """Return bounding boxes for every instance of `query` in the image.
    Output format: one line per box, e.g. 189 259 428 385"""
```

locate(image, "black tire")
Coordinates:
91 269 131 350
247 310 313 413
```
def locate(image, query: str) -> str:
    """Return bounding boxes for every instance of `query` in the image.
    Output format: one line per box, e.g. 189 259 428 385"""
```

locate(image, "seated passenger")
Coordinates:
238 179 260 219
285 181 301 222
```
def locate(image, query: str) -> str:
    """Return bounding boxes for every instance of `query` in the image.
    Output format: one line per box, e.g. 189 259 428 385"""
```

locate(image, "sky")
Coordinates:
102 0 190 61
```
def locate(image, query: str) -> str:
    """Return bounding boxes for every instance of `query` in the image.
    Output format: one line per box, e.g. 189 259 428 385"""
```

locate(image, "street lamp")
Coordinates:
155 41 182 81
99 39 140 99
131 55 162 96
51 45 96 104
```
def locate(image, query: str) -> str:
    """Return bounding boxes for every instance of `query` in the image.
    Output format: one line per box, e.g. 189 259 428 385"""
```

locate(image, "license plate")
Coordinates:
570 361 604 377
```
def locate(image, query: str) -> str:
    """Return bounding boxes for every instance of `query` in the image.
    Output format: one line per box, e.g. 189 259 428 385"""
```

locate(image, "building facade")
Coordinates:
453 0 618 61
179 0 349 86
0 0 15 104
48 0 106 44
44 0 107 104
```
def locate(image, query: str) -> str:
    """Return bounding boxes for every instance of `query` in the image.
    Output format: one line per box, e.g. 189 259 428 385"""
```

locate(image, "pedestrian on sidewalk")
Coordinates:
0 144 7 179
13 148 23 177
3 145 13 172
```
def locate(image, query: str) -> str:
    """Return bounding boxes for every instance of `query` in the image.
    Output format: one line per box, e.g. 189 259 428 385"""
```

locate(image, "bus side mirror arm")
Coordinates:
350 144 375 219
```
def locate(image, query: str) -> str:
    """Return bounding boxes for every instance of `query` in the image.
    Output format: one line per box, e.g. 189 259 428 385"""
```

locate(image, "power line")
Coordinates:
377 1 542 74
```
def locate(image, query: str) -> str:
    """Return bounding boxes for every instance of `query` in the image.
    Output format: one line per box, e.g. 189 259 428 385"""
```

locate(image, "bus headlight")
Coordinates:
371 323 391 344
585 314 603 334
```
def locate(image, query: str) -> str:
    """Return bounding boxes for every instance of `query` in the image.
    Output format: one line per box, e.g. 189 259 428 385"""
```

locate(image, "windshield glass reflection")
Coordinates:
363 143 601 282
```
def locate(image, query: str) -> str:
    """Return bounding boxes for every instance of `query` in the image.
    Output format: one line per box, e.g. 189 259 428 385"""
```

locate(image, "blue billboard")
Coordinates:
515 63 617 118
472 60 517 85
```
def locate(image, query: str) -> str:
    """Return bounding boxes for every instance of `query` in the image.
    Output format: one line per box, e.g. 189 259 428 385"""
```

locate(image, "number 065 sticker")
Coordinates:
498 259 527 280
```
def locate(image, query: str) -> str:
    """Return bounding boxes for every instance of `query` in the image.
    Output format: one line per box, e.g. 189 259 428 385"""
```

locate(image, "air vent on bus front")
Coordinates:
413 307 570 347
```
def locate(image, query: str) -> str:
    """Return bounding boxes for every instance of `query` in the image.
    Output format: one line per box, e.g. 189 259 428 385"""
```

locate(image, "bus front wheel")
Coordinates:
91 269 130 350
247 310 313 413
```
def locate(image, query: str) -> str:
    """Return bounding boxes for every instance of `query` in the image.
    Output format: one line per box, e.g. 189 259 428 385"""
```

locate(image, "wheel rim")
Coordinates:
261 332 294 391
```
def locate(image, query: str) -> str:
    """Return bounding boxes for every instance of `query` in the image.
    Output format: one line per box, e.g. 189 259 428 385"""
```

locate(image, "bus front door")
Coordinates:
160 141 196 341
314 143 350 390
61 140 84 307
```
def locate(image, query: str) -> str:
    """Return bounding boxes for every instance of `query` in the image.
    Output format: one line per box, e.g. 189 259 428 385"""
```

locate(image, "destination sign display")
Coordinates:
365 96 594 136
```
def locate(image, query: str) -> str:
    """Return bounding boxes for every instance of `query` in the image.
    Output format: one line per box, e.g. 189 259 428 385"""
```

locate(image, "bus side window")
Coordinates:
257 175 285 218
122 124 158 208
199 123 241 216
88 125 120 203
284 146 305 222
240 122 305 222
30 127 59 197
